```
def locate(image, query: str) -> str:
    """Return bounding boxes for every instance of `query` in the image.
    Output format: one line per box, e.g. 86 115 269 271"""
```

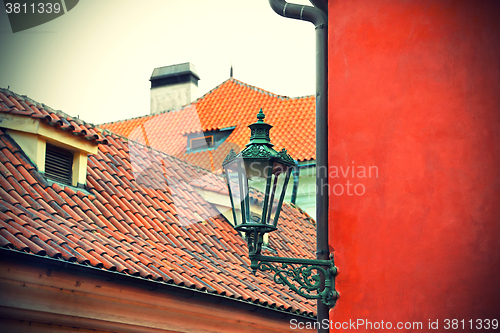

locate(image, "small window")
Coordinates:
45 144 73 185
190 135 214 150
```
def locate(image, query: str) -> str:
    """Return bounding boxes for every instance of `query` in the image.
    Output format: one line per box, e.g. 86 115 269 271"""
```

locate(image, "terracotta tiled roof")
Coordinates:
100 78 316 171
0 88 108 145
0 89 318 316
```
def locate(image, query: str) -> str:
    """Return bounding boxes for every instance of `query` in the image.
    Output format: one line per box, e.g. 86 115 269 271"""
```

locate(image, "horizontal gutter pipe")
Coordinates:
298 162 316 169
268 1 330 332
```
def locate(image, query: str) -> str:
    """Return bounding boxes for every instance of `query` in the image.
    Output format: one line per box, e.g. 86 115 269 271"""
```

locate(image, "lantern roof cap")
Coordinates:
222 109 295 166
247 108 273 147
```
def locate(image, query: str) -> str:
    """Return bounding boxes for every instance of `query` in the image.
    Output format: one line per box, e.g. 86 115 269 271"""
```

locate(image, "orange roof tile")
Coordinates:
0 88 318 317
100 78 316 171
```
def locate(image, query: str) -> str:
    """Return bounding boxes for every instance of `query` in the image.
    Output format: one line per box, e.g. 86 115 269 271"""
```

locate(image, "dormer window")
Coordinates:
190 135 214 150
0 112 99 189
186 126 235 153
45 144 73 186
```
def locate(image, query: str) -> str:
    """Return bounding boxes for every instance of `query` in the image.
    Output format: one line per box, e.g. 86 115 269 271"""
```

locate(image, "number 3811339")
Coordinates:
443 319 498 330
5 3 61 14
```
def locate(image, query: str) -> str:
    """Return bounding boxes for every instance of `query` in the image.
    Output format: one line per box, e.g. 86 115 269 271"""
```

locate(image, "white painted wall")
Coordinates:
289 166 316 220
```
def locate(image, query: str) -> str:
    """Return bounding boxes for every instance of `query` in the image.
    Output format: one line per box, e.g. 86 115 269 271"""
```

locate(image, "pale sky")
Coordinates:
0 0 316 124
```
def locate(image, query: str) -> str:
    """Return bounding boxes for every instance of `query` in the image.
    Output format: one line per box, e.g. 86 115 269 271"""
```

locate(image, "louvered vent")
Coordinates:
45 144 73 185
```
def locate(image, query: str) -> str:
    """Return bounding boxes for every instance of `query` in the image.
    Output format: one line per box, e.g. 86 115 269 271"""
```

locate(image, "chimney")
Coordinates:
150 62 200 114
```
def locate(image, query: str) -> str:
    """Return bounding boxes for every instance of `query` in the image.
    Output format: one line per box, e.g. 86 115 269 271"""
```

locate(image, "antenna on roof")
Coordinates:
230 64 233 78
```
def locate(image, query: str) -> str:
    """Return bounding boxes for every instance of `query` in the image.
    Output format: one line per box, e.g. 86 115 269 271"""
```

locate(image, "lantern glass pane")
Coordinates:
225 160 246 227
266 162 290 227
244 160 273 224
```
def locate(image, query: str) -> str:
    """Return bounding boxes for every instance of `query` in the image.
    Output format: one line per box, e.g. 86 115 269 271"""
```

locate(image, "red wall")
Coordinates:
328 1 500 331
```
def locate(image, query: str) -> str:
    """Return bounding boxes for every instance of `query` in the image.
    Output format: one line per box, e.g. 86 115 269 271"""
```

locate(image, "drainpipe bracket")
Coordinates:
316 249 329 256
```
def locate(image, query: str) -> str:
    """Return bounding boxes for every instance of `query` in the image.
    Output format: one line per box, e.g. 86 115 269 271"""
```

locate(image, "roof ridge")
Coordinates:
190 77 233 104
229 78 314 100
99 78 314 127
287 202 316 225
0 87 85 123
229 78 289 100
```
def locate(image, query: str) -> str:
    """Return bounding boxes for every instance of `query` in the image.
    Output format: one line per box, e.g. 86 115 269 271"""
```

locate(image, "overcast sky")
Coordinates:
0 0 316 124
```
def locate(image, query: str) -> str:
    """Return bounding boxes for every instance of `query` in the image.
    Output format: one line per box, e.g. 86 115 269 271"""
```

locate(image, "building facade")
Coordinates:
328 1 500 330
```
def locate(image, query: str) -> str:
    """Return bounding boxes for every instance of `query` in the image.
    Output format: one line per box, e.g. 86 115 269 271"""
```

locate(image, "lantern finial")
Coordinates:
257 108 265 122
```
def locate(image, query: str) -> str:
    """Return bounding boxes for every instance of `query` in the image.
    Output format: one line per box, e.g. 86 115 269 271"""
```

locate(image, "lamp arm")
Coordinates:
250 254 339 308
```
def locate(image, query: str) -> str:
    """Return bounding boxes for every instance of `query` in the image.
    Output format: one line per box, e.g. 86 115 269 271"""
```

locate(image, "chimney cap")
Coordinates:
150 62 200 81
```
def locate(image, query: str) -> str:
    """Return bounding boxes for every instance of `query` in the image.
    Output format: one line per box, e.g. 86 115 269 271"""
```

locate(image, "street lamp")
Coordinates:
222 109 338 308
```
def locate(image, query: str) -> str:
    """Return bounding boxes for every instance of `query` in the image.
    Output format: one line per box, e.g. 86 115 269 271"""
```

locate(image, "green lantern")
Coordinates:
222 109 295 255
222 108 338 308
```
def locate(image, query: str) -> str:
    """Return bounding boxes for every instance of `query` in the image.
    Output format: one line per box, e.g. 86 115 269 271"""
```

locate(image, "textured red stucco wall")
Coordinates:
328 1 500 330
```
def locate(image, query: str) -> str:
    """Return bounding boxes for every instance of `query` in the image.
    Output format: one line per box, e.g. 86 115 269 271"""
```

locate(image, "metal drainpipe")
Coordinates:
268 1 330 332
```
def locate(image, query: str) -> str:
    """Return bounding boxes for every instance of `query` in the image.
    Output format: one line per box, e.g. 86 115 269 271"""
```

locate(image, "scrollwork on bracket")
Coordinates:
253 260 338 307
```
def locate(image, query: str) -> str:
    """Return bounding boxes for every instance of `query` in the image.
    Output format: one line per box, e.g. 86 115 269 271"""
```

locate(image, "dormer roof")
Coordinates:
0 88 108 145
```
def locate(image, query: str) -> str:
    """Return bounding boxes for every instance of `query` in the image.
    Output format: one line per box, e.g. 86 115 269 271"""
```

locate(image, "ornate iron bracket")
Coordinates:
249 254 339 308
